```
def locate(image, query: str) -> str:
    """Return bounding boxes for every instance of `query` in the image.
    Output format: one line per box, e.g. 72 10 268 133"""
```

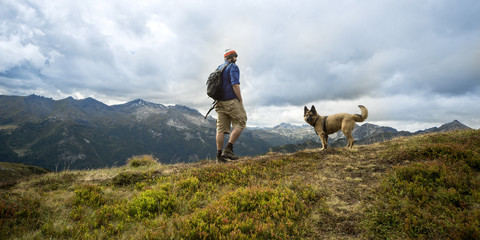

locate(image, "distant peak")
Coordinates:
125 99 148 105
169 104 201 115
26 94 49 100
56 96 75 103
438 120 471 132
25 94 53 100
120 99 166 109
445 120 466 126
81 97 98 102
273 123 300 130
79 97 107 106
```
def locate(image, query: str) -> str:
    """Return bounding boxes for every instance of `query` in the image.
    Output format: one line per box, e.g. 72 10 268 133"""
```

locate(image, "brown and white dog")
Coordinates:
304 105 368 150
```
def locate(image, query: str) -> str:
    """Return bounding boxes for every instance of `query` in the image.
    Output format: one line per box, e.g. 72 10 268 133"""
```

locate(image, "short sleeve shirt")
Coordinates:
218 61 240 101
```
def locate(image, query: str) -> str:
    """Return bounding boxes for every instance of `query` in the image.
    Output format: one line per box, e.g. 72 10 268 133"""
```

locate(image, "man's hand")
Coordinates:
232 84 243 103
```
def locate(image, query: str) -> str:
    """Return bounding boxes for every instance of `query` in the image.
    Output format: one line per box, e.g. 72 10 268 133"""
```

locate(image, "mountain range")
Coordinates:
0 95 472 170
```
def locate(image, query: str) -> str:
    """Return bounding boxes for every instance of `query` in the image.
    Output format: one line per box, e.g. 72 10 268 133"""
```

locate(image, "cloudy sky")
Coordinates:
1 0 480 131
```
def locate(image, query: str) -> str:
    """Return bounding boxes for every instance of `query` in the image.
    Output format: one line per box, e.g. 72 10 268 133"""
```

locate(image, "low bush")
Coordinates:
111 171 149 186
128 184 177 219
179 186 309 239
178 176 200 192
30 172 80 191
94 202 130 235
0 193 44 238
74 184 106 208
126 154 159 167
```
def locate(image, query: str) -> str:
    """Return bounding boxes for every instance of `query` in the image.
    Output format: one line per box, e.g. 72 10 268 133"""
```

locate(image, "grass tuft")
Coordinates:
126 154 160 167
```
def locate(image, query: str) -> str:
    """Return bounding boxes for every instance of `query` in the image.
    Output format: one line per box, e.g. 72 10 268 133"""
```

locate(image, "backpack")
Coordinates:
204 63 231 119
206 62 231 100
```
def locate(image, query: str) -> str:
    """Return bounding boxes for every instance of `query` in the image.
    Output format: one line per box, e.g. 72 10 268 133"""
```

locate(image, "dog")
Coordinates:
304 105 368 150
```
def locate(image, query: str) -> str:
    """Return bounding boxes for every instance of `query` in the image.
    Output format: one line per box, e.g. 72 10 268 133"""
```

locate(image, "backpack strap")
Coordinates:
219 62 231 71
219 62 233 96
204 100 217 119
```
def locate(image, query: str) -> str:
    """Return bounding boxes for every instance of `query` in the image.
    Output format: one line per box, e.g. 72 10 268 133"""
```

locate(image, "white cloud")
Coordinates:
0 35 46 72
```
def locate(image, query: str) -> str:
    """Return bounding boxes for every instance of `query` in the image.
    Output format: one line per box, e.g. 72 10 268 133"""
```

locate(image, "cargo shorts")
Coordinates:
215 99 247 134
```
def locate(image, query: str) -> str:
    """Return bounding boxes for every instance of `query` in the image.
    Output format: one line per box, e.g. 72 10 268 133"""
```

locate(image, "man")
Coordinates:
215 49 247 163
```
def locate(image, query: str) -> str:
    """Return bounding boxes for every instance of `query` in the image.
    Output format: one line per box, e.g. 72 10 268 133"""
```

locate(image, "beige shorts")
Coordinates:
215 99 247 134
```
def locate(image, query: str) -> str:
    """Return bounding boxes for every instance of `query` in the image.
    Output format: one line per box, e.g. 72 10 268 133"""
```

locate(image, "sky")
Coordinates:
1 0 480 131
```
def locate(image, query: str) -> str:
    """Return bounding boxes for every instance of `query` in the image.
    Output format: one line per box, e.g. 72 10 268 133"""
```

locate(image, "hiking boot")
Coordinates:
216 155 228 163
222 146 239 160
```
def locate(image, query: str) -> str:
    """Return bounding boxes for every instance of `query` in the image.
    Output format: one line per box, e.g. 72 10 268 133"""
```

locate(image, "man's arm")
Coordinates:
232 84 243 103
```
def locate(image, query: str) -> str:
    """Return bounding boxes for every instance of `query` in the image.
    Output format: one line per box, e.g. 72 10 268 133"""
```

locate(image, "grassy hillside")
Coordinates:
0 162 50 188
1 130 479 239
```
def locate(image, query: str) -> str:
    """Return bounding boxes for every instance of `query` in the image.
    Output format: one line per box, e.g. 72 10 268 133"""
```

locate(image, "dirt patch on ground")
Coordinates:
288 144 401 239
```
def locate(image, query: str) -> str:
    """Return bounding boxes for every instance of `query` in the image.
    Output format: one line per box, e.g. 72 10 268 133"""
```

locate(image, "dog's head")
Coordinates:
304 105 319 125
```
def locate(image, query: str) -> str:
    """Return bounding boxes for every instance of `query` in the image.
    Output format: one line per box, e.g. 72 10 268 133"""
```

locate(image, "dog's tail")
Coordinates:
353 105 368 122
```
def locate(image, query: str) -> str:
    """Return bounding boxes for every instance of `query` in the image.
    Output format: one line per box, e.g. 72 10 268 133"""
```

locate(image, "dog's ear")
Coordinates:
311 105 317 115
304 106 308 115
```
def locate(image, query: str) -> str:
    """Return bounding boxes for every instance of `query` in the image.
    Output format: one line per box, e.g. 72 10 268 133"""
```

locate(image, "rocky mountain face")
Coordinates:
0 95 473 170
0 95 271 170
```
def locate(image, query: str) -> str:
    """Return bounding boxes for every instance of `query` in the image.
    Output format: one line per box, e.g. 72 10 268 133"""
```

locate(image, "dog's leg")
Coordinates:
342 121 355 148
345 132 354 148
320 132 328 150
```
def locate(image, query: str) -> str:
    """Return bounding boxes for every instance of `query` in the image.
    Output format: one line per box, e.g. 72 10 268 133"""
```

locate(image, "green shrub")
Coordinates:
0 194 44 238
188 157 296 187
190 164 250 186
128 184 176 219
0 200 18 236
126 155 159 167
180 186 308 239
69 205 85 221
94 203 130 234
464 152 480 170
178 176 200 192
74 184 106 208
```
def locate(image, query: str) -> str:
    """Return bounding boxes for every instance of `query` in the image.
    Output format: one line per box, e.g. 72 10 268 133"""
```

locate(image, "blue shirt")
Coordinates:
217 61 240 101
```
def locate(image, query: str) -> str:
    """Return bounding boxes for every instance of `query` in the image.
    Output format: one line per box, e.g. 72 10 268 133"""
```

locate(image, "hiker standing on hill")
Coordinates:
215 49 247 163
